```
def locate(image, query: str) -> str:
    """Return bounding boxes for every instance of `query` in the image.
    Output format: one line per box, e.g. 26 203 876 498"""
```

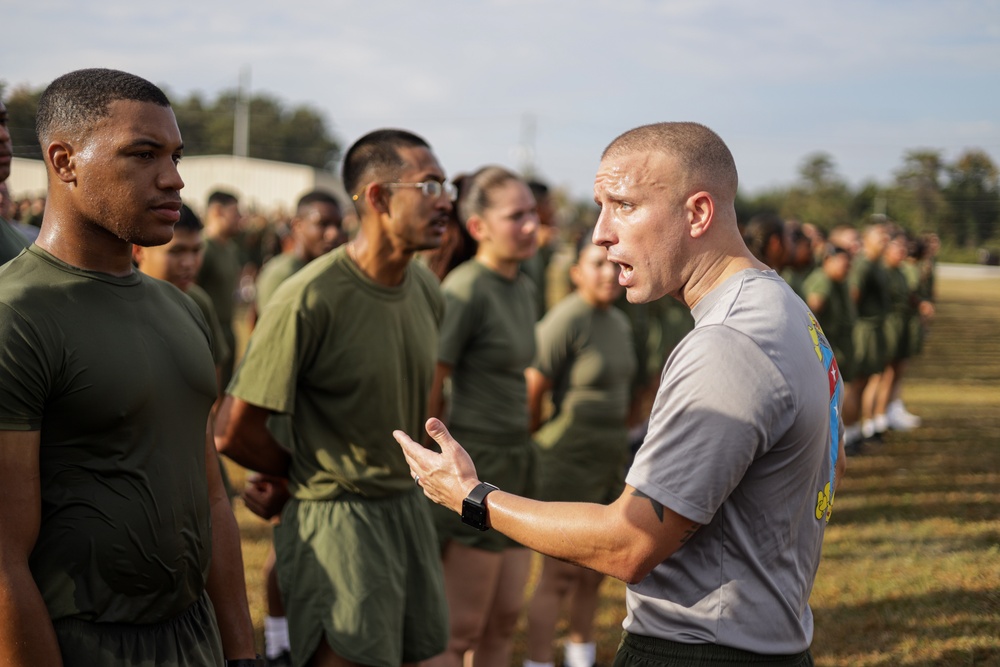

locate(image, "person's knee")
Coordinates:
449 608 488 654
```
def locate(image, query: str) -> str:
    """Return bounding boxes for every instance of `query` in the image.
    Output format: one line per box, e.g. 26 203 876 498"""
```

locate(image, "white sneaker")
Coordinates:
861 419 876 439
888 399 922 429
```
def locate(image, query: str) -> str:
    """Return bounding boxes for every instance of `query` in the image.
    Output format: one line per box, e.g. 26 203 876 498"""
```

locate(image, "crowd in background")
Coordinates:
0 165 937 667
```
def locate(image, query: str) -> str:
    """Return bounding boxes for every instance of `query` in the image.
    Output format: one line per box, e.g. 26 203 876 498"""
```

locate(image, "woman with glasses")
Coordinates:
427 165 539 667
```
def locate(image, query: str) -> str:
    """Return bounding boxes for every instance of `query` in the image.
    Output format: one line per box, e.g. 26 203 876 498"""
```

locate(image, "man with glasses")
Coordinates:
216 129 452 667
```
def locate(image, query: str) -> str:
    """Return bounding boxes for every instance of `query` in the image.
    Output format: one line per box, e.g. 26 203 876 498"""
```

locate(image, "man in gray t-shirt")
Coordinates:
396 122 845 666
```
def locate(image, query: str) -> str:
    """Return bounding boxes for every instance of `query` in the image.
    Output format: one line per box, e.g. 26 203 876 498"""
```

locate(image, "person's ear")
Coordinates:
686 191 714 239
47 140 77 185
131 245 145 265
364 183 391 216
466 215 488 243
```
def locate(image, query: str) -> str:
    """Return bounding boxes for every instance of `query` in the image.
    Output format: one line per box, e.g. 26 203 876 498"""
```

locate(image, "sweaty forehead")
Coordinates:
594 151 674 198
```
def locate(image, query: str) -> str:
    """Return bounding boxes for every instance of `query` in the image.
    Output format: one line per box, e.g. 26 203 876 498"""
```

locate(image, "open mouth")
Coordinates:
619 263 634 283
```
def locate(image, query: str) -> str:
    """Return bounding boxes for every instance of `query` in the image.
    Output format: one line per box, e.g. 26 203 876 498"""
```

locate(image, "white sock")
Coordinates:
874 413 889 433
264 615 290 658
524 661 555 667
564 641 597 667
844 423 862 445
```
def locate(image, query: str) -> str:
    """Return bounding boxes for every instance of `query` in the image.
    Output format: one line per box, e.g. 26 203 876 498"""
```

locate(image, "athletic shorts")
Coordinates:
432 428 536 552
52 592 224 667
535 415 627 504
275 489 448 667
884 311 912 362
613 632 814 667
852 318 888 378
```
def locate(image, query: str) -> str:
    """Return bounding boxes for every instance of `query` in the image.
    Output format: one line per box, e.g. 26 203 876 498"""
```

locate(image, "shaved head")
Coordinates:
603 122 738 202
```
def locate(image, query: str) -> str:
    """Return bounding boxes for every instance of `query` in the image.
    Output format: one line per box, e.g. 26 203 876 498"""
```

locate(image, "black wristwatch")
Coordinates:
461 482 499 531
225 658 265 667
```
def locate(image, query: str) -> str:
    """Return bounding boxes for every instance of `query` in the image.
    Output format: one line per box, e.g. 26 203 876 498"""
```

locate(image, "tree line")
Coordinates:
1 82 341 171
2 81 997 249
735 151 999 249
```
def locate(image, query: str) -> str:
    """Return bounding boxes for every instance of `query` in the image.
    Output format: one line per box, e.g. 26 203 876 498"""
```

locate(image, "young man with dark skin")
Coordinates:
0 68 257 667
216 129 453 667
0 99 30 264
252 190 346 319
397 122 846 667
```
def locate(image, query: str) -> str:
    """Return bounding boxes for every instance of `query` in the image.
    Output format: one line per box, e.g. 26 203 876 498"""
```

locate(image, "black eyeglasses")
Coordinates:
353 180 458 202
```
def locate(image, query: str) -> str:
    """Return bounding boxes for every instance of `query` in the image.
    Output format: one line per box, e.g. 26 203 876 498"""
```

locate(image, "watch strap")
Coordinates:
467 482 498 504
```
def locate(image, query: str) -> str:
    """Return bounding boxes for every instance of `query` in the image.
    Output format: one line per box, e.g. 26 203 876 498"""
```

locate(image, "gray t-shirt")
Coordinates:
625 269 843 654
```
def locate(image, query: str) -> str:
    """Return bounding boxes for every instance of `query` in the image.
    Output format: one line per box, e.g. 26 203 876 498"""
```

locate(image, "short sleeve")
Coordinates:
532 304 577 380
227 294 319 414
0 303 49 430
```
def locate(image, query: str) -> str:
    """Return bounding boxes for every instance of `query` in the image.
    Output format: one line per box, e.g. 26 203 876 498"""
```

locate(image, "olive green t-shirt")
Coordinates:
255 252 307 315
803 267 855 357
0 218 29 265
0 246 216 624
533 292 636 427
196 236 241 334
228 245 444 500
186 282 233 370
885 263 913 317
439 259 537 441
849 254 890 322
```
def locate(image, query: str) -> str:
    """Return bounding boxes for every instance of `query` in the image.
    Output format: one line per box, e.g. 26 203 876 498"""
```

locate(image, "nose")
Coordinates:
161 159 184 191
593 208 613 248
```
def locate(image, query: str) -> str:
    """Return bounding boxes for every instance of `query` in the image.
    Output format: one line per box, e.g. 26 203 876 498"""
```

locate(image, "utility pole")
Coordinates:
517 112 536 178
233 66 251 158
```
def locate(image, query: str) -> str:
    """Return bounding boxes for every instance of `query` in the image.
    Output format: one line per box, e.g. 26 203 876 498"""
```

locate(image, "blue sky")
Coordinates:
5 0 999 201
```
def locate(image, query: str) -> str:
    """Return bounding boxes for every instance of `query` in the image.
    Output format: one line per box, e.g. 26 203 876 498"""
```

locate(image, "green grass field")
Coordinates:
227 276 1000 666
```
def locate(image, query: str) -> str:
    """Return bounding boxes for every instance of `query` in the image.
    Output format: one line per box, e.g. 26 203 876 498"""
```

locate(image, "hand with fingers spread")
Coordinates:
393 418 481 513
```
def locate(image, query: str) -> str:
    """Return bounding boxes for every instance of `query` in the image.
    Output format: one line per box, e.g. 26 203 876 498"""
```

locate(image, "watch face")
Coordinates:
462 499 489 531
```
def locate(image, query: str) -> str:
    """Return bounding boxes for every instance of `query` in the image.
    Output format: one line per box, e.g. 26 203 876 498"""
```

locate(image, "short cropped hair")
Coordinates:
342 129 430 203
207 190 239 208
602 122 738 200
457 165 523 225
527 179 549 202
36 68 170 146
176 204 204 232
296 190 341 217
742 213 785 263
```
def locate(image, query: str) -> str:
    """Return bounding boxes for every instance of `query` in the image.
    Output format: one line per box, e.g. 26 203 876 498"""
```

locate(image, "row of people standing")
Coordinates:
221 157 690 666
744 216 937 453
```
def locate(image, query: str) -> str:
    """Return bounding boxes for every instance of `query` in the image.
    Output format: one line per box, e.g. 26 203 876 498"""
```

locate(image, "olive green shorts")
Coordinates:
275 489 448 667
52 592 223 667
432 429 536 552
613 631 814 667
852 318 888 378
884 311 912 362
535 415 627 504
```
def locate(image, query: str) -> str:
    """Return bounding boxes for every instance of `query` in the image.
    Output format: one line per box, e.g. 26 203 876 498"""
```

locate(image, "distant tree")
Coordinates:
2 84 43 159
0 81 340 170
892 149 948 233
168 89 340 169
944 150 999 246
780 152 853 230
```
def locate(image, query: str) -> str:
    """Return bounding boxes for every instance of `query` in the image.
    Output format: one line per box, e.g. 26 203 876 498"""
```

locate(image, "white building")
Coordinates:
7 155 347 215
